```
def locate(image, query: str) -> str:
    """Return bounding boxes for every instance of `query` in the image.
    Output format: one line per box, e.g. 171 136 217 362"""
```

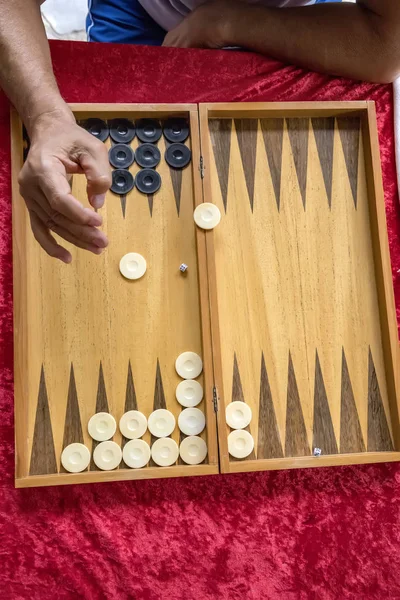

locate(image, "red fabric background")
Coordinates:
1 42 400 600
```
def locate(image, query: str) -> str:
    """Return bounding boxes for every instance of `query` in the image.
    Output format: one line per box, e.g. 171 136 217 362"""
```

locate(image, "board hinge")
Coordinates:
199 156 205 179
212 386 219 412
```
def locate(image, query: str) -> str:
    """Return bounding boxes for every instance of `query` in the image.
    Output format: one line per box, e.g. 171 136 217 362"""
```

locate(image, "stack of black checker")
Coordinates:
81 116 192 198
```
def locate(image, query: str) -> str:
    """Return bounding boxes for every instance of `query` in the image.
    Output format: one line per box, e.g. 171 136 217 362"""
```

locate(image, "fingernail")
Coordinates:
92 194 106 209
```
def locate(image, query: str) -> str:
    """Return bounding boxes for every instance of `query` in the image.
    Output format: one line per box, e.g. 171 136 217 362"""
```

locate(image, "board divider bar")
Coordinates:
198 104 230 472
189 108 219 468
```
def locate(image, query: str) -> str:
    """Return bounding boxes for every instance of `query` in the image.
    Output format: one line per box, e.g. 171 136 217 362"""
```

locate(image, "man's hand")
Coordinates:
19 109 112 263
163 0 241 49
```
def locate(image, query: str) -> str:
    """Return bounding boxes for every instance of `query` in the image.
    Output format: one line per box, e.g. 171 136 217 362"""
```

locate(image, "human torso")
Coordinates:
138 0 316 31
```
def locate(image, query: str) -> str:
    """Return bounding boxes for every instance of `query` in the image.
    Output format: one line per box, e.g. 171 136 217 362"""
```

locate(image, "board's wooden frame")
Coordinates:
12 104 219 488
11 102 400 487
199 101 400 474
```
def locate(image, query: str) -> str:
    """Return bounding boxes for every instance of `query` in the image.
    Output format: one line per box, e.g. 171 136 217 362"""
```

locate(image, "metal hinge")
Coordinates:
199 156 205 179
212 386 218 412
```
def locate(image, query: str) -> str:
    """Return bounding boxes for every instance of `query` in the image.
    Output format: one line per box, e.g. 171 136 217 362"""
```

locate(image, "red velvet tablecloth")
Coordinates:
1 41 400 600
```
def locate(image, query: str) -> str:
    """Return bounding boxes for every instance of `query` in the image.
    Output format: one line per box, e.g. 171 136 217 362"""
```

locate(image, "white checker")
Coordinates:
179 436 207 465
175 352 203 380
148 409 176 438
122 439 151 469
176 379 203 408
178 408 206 436
228 430 254 459
225 401 252 430
194 203 221 230
119 410 147 439
61 443 90 473
93 441 122 470
88 412 116 441
119 252 147 280
151 438 179 467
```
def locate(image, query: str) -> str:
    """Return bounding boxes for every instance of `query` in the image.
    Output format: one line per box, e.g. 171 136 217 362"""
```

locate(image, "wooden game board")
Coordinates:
11 102 400 488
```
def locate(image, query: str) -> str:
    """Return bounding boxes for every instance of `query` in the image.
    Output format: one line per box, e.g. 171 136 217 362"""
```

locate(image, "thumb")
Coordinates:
80 144 112 209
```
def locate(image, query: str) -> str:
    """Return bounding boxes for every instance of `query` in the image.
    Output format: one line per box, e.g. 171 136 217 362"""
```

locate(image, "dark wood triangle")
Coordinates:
29 366 58 475
286 118 309 209
120 195 127 218
257 353 283 459
150 360 167 466
230 353 256 461
260 118 284 210
166 140 182 215
61 364 85 472
147 194 153 216
90 362 111 470
234 119 258 212
337 117 360 208
313 351 338 454
340 349 365 453
209 119 232 212
285 353 310 457
178 430 186 465
367 348 393 451
311 117 335 208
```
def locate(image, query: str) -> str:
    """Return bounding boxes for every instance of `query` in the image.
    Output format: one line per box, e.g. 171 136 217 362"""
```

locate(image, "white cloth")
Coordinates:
394 78 400 205
41 0 87 35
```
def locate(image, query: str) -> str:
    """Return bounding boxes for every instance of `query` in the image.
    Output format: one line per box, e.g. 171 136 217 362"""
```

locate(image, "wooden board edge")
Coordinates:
198 104 230 473
362 102 400 448
200 101 368 119
10 109 30 482
15 463 219 488
224 452 400 474
69 103 198 119
189 109 219 466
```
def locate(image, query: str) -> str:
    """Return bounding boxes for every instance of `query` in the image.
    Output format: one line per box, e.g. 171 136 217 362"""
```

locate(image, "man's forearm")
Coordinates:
228 2 400 83
0 0 73 135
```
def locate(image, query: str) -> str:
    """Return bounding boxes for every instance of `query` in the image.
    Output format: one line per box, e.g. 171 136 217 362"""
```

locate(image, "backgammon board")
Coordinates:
11 102 400 487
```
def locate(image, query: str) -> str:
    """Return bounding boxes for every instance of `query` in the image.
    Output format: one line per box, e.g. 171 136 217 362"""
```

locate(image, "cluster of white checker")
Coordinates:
225 401 255 459
61 352 208 473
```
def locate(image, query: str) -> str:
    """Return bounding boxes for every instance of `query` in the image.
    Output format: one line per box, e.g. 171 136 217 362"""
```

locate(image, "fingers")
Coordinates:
27 193 108 254
79 140 112 209
38 169 103 227
29 212 72 264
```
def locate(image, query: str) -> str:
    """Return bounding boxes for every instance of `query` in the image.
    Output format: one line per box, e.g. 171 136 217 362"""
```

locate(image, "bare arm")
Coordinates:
164 0 400 83
0 0 111 262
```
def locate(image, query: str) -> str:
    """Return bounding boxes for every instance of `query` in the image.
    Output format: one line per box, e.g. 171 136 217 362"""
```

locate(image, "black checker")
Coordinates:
82 118 109 142
163 118 189 143
135 143 161 169
109 144 135 169
109 118 136 144
136 169 161 195
111 169 135 195
165 143 191 169
136 119 162 143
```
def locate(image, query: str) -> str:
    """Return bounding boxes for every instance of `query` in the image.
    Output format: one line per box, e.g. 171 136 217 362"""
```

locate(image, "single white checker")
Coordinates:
151 438 179 467
194 203 221 230
93 441 122 471
176 379 203 408
119 252 147 280
123 439 151 469
175 352 203 379
179 436 207 465
225 401 252 429
178 408 206 436
61 443 90 473
148 409 176 438
119 410 147 439
228 430 254 459
88 412 116 442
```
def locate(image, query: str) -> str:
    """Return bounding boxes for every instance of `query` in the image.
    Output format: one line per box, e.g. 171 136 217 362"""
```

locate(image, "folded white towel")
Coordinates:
394 77 400 203
41 0 87 35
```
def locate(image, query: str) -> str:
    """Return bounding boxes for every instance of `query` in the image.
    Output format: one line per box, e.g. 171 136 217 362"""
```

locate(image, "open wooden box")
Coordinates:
11 102 400 487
